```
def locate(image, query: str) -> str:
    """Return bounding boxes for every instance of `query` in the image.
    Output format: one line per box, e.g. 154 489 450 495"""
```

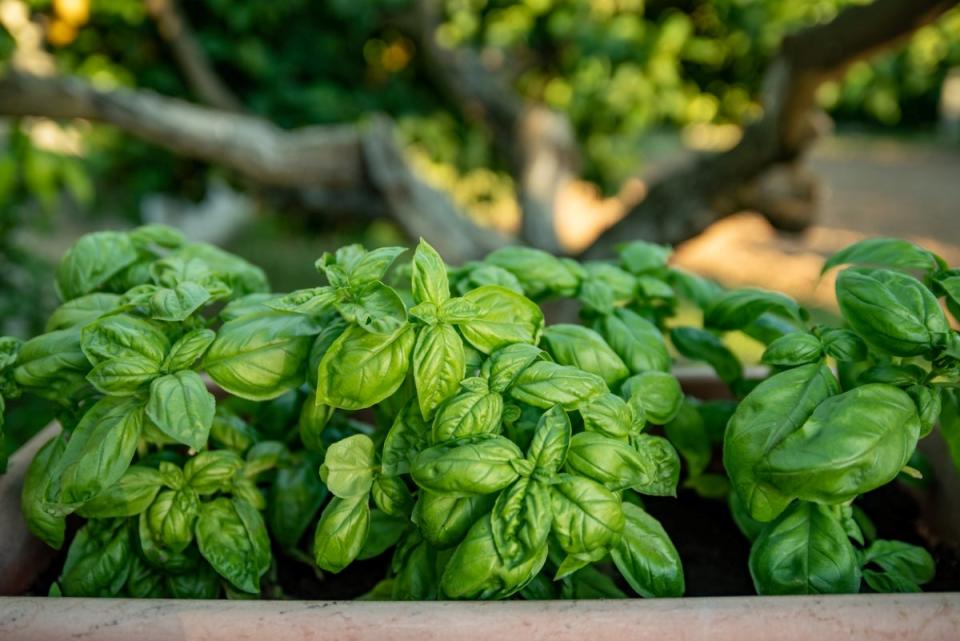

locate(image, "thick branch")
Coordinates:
585 0 959 258
411 0 573 254
145 0 243 112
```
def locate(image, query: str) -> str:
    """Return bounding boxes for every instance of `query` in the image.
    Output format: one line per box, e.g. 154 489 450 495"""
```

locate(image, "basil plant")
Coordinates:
2 227 690 600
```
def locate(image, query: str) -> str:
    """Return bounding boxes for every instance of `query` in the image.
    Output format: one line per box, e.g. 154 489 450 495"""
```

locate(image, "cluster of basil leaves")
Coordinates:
1 228 957 599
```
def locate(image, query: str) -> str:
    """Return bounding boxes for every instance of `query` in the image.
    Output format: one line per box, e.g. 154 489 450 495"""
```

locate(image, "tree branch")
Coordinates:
145 0 243 112
584 0 959 258
0 70 504 261
410 0 573 254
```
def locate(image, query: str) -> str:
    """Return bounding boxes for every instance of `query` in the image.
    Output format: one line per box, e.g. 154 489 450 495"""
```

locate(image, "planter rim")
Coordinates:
1 593 958 641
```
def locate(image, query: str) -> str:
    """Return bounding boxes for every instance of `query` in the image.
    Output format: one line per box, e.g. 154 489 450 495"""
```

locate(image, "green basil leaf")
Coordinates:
390 535 440 600
87 356 160 396
337 282 407 334
312 495 371 573
204 311 321 400
757 384 920 509
582 262 637 305
21 436 67 548
455 263 524 295
347 246 407 287
550 475 624 561
599 308 671 374
412 238 450 305
166 242 269 296
510 361 607 411
371 474 415 517
126 555 168 598
611 503 684 598
671 327 742 384
836 268 949 356
358 509 408 560
129 223 184 249
77 466 164 518
411 435 523 496
581 392 638 439
56 231 138 301
431 385 503 444
761 333 823 367
566 432 672 493
414 323 465 420
441 516 548 599
81 313 169 367
49 395 145 509
618 240 672 274
316 323 415 410
705 288 806 331
749 501 861 595
146 371 216 451
860 539 935 593
526 405 571 474
265 286 337 316
184 450 244 494
856 363 926 386
414 491 495 548
457 285 544 354
320 434 378 498
623 370 683 425
723 364 839 521
268 453 328 549
540 324 629 386
196 497 271 593
137 511 197 573
14 326 90 399
146 488 200 552
210 406 259 453
148 282 211 321
491 478 552 563
298 391 333 453
558 565 627 599
632 434 682 496
822 237 941 274
482 343 544 393
381 400 429 476
60 519 132 596
819 328 868 362
163 328 216 372
166 563 221 599
46 293 121 332
484 246 580 297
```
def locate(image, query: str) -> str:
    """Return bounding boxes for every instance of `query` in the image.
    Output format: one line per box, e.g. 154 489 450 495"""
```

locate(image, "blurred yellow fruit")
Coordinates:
54 0 89 26
47 17 78 46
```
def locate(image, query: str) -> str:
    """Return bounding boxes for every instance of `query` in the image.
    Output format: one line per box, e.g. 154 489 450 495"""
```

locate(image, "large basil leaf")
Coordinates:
581 393 637 439
146 488 200 552
56 231 138 301
757 384 920 509
491 478 552 563
184 450 244 494
836 268 949 356
412 238 450 305
566 432 677 494
430 383 503 444
705 288 805 331
484 246 580 297
509 361 607 410
414 491 496 548
77 466 164 518
618 240 672 274
146 371 216 450
81 314 169 367
749 501 861 595
312 495 371 573
526 405 571 474
441 516 548 599
14 326 90 399
598 308 670 374
21 436 67 548
320 434 378 498
268 453 328 549
623 371 683 425
60 519 132 597
148 282 211 322
337 282 407 334
540 324 629 386
315 323 415 410
45 293 121 332
381 400 429 476
457 285 544 353
550 476 624 571
49 395 145 509
723 363 839 521
483 343 544 393
87 356 161 396
411 435 523 496
204 311 322 400
761 333 823 367
414 323 465 420
358 510 408 560
196 498 271 593
162 328 217 372
822 237 942 274
611 503 684 598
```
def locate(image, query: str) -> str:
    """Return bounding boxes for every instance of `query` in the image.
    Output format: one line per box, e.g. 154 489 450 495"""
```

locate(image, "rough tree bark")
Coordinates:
0 0 955 262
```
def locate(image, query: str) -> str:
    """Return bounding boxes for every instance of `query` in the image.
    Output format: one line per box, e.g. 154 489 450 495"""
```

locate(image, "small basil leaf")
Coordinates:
411 435 523 496
457 285 544 354
611 503 684 598
196 497 271 594
509 361 607 411
184 450 244 495
319 434 378 499
414 323 466 420
163 328 216 372
671 327 742 384
599 309 671 374
146 371 216 451
21 436 68 548
77 466 164 518
412 238 450 305
268 453 328 549
623 371 683 425
312 495 371 574
705 288 806 331
761 333 823 367
413 491 495 549
822 237 941 274
540 324 629 387
60 519 132 596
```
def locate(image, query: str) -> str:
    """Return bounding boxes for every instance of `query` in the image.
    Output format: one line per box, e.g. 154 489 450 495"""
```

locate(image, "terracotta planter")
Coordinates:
1 369 958 641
